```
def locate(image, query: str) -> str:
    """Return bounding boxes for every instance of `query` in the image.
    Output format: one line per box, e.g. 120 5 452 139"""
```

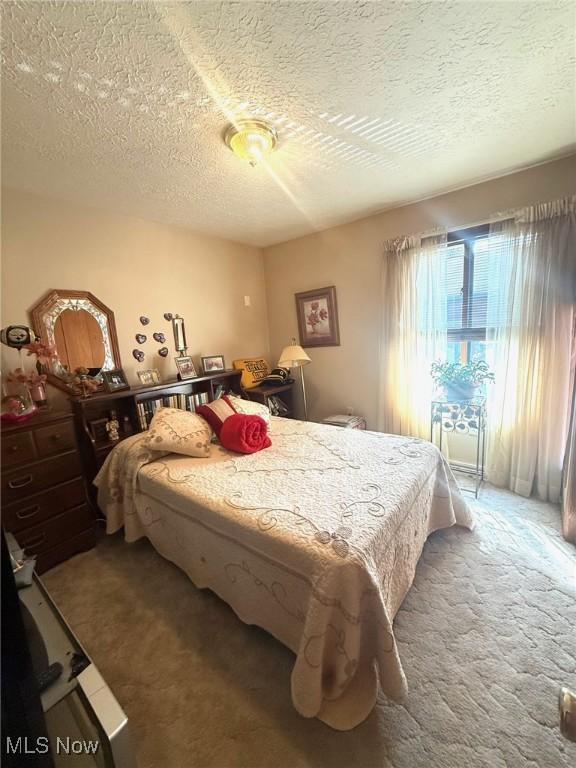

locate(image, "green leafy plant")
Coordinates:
431 359 495 388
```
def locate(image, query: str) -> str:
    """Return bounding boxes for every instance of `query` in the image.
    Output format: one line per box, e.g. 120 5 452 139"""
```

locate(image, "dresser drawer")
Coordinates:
34 420 76 458
3 477 87 533
36 527 96 574
2 452 82 504
2 431 37 468
16 504 93 558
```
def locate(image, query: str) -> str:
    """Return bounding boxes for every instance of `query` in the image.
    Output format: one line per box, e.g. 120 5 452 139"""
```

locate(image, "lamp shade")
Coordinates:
278 343 311 368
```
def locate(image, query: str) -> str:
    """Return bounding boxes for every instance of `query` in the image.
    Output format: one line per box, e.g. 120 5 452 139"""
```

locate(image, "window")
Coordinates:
415 223 514 369
446 225 490 363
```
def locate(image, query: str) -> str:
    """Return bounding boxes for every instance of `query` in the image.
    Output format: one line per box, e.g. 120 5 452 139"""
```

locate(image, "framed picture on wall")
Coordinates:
295 286 340 347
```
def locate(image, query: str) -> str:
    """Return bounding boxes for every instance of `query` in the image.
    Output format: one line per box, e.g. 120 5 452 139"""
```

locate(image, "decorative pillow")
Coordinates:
227 395 271 428
232 357 269 389
145 408 211 457
196 395 237 436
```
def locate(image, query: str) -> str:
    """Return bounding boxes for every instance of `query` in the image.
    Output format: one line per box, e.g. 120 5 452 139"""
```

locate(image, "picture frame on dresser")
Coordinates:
102 368 130 393
88 417 109 443
137 368 161 386
175 356 197 380
201 355 225 374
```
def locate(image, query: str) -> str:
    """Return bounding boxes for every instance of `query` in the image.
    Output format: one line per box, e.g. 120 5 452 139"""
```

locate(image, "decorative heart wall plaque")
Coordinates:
135 333 147 344
139 316 150 325
163 313 173 321
158 347 169 357
153 332 166 343
133 349 145 362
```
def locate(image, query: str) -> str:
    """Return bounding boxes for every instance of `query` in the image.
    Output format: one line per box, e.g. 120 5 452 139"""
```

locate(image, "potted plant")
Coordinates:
431 359 495 401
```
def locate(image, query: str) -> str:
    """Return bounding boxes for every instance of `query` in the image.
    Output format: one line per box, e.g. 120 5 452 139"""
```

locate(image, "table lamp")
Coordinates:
278 339 311 421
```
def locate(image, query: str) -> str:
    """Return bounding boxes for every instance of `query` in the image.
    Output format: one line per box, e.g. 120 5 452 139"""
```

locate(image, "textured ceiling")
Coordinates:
2 1 575 246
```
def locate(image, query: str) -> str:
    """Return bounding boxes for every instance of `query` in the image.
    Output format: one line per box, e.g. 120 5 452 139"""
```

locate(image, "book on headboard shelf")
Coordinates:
135 391 211 430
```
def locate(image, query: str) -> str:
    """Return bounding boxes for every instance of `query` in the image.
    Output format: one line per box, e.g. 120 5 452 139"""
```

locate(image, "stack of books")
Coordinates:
136 391 210 430
267 395 289 416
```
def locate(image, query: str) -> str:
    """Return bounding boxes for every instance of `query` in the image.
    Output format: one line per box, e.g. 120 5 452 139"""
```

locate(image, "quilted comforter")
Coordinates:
95 417 473 730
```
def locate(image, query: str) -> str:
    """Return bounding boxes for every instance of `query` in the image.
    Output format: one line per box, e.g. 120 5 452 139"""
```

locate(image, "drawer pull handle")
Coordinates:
23 533 45 550
8 475 33 489
50 434 62 440
10 445 19 452
17 505 40 520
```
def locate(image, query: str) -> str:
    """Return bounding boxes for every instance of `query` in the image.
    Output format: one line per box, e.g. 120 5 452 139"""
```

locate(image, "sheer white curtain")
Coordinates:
485 197 576 503
379 233 448 438
562 357 576 543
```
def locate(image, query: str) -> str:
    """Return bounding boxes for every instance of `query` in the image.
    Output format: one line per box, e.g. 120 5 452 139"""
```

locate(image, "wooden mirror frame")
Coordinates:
29 289 122 392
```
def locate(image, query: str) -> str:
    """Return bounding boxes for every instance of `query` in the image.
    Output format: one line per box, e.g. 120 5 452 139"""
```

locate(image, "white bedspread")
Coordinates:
95 417 473 730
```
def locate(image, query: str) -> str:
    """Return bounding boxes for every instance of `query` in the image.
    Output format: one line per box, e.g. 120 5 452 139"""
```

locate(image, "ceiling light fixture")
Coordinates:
224 119 278 166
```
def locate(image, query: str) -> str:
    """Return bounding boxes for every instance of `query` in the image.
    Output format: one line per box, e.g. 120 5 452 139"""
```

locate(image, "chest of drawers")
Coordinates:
1 411 95 573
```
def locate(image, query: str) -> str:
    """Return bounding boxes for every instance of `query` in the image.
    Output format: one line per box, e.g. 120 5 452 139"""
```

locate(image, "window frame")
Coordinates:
446 224 490 362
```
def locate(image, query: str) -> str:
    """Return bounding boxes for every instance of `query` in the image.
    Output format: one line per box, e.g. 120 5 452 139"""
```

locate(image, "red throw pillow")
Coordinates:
196 395 237 436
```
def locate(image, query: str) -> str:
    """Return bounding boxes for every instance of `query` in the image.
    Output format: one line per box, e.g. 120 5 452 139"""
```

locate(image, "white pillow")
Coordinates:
145 408 211 457
227 395 271 428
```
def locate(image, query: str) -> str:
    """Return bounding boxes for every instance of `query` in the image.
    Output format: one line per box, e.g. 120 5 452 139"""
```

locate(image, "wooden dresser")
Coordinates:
1 411 95 573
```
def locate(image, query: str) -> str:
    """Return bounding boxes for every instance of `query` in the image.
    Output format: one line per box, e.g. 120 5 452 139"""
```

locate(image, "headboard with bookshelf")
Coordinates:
71 370 243 509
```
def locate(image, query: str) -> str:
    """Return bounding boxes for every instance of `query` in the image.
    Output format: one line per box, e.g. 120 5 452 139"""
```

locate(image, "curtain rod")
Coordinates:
388 194 576 248
419 213 514 242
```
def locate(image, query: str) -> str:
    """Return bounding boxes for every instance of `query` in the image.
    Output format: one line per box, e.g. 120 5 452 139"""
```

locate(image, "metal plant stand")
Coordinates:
430 397 486 498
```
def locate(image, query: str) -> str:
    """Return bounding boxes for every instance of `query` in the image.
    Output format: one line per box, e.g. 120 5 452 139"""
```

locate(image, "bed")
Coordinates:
95 416 473 730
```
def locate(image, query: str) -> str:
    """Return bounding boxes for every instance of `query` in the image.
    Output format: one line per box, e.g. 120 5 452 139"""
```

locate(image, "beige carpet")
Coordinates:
44 485 576 768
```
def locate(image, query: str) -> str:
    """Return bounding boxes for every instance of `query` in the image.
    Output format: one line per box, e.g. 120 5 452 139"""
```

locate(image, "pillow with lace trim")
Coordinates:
226 395 271 428
145 407 211 457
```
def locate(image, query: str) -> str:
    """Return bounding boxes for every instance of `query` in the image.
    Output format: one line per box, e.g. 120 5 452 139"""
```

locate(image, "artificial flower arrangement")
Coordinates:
24 340 58 365
6 367 48 388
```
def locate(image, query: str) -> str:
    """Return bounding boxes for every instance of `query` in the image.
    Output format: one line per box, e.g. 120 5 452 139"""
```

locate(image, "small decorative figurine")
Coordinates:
153 332 166 343
106 410 120 442
69 367 99 398
158 347 169 357
135 333 147 344
163 312 173 321
132 349 145 362
139 316 150 326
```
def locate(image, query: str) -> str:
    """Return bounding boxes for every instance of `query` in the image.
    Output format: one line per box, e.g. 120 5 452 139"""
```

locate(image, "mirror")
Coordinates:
54 309 105 373
30 290 121 391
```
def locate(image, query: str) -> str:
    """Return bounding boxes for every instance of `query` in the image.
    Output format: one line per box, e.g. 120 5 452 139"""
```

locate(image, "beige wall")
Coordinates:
1 188 269 396
264 155 576 428
3 156 574 428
